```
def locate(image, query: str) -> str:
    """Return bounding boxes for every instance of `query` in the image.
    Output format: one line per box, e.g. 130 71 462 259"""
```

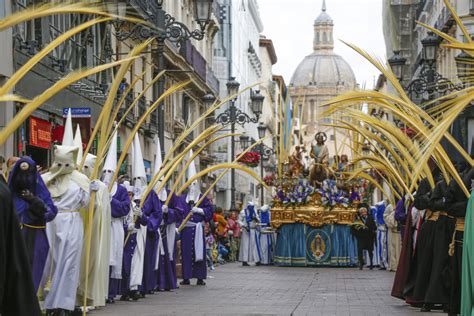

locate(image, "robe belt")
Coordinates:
426 211 441 221
20 223 46 229
455 217 465 232
58 209 80 213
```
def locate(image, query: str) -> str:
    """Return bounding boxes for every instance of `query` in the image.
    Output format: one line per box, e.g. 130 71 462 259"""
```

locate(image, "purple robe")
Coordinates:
140 191 162 293
395 196 407 238
108 184 130 299
8 157 57 292
157 192 183 290
172 194 213 280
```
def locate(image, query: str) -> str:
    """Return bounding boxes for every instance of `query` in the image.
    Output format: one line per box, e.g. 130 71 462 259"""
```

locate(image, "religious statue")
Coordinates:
309 132 329 185
288 146 305 178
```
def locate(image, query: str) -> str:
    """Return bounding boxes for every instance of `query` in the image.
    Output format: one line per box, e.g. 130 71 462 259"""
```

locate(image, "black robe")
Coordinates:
445 168 474 315
424 180 454 305
0 179 41 316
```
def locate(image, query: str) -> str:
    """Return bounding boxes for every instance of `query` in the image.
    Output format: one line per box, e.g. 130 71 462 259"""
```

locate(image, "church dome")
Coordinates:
290 0 355 89
290 52 356 88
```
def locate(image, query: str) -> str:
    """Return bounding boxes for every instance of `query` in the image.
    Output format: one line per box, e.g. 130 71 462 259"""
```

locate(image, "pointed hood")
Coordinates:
73 124 83 165
102 130 118 188
153 135 167 201
62 108 74 146
132 133 147 200
186 149 200 204
82 153 97 178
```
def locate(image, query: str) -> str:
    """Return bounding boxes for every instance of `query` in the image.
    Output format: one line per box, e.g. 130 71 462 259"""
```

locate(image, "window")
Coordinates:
182 94 190 124
471 0 474 15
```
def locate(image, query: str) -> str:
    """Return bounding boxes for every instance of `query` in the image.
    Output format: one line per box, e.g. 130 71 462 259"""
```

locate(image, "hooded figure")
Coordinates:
383 203 401 272
41 145 93 313
73 124 83 165
373 201 388 270
121 134 161 300
0 179 42 316
238 200 261 265
7 157 57 292
170 150 213 286
76 154 112 308
154 136 183 291
258 205 273 265
445 165 473 315
103 131 131 303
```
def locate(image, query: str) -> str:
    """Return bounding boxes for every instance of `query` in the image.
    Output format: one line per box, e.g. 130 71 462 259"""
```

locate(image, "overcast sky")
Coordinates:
258 0 386 89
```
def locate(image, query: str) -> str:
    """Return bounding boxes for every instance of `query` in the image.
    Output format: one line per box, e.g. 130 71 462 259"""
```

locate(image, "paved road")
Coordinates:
91 263 435 316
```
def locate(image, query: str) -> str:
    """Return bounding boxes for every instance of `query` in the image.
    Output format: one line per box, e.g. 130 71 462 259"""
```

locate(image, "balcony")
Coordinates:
179 40 207 82
206 66 220 95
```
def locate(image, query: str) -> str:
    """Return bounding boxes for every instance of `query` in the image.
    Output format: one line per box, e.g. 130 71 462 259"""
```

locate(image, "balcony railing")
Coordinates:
180 40 207 82
206 66 220 95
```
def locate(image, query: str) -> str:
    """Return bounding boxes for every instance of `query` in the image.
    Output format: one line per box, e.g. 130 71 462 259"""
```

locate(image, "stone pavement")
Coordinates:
91 263 436 316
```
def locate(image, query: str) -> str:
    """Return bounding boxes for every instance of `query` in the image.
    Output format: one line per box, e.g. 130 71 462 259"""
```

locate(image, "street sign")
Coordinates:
62 107 91 118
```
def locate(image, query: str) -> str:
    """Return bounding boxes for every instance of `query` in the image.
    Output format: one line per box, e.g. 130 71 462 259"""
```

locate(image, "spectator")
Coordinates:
351 204 377 270
227 210 241 262
205 223 215 271
215 207 228 243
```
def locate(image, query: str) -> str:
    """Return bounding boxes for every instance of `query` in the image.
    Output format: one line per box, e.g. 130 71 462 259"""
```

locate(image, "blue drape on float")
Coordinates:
275 224 357 267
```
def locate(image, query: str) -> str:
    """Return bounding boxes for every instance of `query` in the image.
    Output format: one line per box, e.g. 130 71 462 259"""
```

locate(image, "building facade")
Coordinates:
384 0 474 158
1 0 220 189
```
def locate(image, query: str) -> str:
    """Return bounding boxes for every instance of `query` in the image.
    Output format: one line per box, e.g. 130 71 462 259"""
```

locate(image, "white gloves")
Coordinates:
133 207 143 218
90 180 100 192
127 223 135 232
228 230 234 236
175 228 180 235
162 205 169 214
192 207 204 216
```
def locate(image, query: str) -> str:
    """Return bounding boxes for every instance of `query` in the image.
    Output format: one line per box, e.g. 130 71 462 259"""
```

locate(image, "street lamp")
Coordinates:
214 78 265 210
255 122 275 205
388 51 406 81
226 77 240 98
239 134 250 149
421 32 439 64
110 0 214 158
202 93 216 108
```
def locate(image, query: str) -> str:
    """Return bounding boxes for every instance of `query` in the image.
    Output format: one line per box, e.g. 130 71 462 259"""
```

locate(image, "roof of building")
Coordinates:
290 52 356 88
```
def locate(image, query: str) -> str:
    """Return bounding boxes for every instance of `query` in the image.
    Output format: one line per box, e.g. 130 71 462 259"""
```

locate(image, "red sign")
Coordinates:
30 117 52 149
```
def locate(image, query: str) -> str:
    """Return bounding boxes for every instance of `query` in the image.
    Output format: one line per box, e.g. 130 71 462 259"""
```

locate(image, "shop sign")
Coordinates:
30 117 52 149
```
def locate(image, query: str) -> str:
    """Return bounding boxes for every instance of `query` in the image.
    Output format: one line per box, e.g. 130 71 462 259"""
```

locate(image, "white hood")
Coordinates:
102 130 118 187
132 133 147 200
82 153 97 178
153 135 168 201
62 108 74 146
185 149 200 204
73 124 83 165
261 204 270 212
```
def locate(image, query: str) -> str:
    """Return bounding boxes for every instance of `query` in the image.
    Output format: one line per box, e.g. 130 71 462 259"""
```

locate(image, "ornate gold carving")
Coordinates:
271 206 357 228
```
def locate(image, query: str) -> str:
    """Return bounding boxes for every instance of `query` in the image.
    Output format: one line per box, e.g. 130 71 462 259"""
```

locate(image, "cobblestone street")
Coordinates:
92 263 433 316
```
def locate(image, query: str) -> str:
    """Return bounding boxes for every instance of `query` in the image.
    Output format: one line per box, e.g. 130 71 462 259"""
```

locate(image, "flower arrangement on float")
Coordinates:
317 179 350 209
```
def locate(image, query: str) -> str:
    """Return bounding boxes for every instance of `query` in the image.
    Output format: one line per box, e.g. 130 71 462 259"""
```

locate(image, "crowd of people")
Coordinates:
0 113 276 316
349 163 471 316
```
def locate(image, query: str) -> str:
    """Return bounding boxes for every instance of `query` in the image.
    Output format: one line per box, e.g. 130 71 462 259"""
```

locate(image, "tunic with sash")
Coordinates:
172 194 213 280
8 157 57 292
259 211 273 265
108 184 130 299
140 191 162 293
43 180 90 311
238 206 261 263
157 192 183 290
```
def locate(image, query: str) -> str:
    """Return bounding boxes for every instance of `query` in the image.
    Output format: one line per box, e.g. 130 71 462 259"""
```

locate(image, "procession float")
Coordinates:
268 132 373 267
